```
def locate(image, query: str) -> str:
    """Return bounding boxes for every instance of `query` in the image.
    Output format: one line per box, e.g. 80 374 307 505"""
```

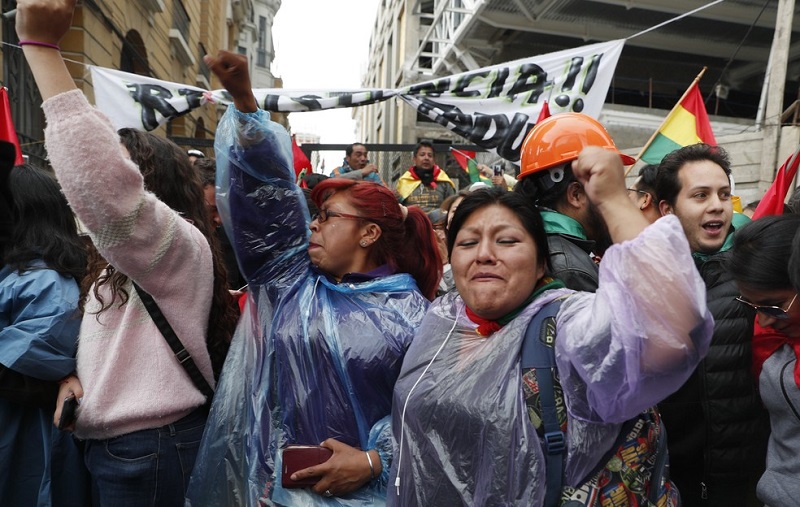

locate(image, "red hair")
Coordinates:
311 179 442 300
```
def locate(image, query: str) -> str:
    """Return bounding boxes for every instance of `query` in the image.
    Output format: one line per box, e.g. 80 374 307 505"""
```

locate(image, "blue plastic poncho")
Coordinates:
388 215 714 506
187 107 429 507
0 262 86 506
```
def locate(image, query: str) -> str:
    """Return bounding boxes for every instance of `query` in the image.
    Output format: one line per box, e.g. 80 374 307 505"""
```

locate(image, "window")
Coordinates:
257 16 267 67
120 30 151 76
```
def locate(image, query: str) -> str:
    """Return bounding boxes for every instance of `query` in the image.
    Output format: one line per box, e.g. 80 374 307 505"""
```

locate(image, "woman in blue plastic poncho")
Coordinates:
1 163 89 505
388 149 715 506
187 51 442 507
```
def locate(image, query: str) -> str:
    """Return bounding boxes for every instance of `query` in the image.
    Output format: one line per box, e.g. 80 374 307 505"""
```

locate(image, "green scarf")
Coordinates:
497 277 566 326
540 210 588 240
692 212 751 263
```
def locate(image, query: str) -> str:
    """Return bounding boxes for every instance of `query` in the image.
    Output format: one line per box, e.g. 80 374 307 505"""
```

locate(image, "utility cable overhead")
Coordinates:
704 0 772 105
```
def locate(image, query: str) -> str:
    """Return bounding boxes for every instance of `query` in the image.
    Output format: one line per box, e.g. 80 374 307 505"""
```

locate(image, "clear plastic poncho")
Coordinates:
388 215 714 506
187 106 429 507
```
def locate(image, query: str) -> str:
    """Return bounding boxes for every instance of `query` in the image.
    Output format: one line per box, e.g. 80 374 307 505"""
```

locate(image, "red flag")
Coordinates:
537 101 551 123
291 135 312 180
752 147 800 219
451 149 476 172
0 88 25 166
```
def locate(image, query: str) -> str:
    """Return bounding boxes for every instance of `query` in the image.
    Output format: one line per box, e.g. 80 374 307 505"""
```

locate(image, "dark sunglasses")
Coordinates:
734 293 798 320
311 208 366 224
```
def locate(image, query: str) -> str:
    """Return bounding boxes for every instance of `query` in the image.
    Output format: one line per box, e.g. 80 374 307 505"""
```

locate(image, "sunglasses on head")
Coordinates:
734 293 798 320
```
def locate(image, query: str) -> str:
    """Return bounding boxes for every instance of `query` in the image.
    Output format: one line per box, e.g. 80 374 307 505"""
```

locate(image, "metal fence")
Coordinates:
298 143 512 191
168 138 521 192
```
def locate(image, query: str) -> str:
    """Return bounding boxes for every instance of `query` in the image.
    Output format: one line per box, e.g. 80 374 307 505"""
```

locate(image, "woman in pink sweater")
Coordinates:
16 1 238 505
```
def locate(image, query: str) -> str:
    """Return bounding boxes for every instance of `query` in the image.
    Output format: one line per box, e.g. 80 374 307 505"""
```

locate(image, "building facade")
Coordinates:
231 0 280 90
0 0 281 164
357 0 800 199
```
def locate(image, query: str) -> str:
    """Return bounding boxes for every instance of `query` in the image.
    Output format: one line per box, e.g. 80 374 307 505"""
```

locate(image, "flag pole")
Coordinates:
624 66 708 176
450 146 491 182
449 146 475 161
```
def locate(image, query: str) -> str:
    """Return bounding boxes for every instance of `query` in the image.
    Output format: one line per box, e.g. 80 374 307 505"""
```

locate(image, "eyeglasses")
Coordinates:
626 188 649 197
735 293 798 320
311 208 366 224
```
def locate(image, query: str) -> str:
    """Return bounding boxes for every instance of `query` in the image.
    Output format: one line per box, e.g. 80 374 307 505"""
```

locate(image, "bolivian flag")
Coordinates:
640 82 716 164
451 148 490 184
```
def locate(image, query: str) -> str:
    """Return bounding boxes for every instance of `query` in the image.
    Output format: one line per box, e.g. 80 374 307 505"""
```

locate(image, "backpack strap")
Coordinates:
521 298 565 507
648 414 670 504
133 283 215 400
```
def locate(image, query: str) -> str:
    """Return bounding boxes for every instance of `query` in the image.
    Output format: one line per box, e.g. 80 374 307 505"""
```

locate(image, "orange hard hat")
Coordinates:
519 113 636 179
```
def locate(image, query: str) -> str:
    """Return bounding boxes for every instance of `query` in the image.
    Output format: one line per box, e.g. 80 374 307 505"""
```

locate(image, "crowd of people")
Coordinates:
3 1 800 507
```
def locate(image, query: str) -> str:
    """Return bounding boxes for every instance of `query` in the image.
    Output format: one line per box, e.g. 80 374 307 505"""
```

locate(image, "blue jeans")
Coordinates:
84 407 207 507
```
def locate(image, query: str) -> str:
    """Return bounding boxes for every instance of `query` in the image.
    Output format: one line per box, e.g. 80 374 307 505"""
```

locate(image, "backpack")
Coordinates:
521 298 678 507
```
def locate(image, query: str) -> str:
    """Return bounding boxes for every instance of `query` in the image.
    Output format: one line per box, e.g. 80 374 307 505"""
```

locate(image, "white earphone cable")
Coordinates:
394 309 460 496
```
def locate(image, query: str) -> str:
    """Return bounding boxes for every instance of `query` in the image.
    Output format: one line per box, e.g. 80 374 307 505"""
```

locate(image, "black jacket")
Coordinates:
658 251 769 506
546 233 599 293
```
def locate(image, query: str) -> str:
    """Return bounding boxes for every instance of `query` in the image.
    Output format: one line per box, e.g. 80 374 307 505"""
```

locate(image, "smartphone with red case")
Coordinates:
281 445 333 488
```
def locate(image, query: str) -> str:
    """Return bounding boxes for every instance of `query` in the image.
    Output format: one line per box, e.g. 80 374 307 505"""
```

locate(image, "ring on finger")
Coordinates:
324 489 333 497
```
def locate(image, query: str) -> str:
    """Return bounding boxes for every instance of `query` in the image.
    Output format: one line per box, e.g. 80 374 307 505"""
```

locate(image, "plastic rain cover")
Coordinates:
186 106 429 507
387 215 714 506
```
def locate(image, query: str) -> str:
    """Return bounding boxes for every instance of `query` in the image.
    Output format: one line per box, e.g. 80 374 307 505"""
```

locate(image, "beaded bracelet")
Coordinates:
18 40 60 51
365 451 376 480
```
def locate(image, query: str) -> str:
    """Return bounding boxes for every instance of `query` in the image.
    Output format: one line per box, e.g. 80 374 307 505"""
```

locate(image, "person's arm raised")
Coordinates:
18 0 216 303
203 51 257 113
572 147 650 243
16 0 78 99
560 148 713 424
205 50 309 285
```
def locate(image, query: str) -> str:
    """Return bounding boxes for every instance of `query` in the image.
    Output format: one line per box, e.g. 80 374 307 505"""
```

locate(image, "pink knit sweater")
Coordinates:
43 90 214 439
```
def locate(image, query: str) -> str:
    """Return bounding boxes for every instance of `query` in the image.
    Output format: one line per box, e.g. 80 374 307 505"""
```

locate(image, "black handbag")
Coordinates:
133 283 214 400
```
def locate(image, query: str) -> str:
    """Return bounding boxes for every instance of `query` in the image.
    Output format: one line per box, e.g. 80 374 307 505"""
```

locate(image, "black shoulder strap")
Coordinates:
133 283 214 399
521 298 565 507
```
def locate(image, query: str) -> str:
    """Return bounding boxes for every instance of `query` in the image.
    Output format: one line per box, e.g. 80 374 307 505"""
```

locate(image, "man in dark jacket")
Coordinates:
515 113 635 292
655 144 768 507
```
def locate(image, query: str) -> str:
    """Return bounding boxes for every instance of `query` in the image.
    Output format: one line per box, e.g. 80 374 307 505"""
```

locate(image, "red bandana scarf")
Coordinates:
464 278 565 337
752 320 800 388
408 166 441 189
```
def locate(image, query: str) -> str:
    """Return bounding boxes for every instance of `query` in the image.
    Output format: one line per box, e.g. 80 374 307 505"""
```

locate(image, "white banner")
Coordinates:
91 39 624 162
211 89 398 112
397 39 624 162
91 67 209 132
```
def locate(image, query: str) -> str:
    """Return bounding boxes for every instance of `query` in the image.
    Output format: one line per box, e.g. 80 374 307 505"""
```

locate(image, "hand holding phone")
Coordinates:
57 395 79 430
493 163 503 176
281 445 333 488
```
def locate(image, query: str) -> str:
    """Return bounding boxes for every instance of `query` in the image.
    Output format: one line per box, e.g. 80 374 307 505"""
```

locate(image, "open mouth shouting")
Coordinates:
702 220 725 237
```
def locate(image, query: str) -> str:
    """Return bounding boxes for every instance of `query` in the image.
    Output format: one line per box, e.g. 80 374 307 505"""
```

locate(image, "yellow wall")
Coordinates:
2 0 233 149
